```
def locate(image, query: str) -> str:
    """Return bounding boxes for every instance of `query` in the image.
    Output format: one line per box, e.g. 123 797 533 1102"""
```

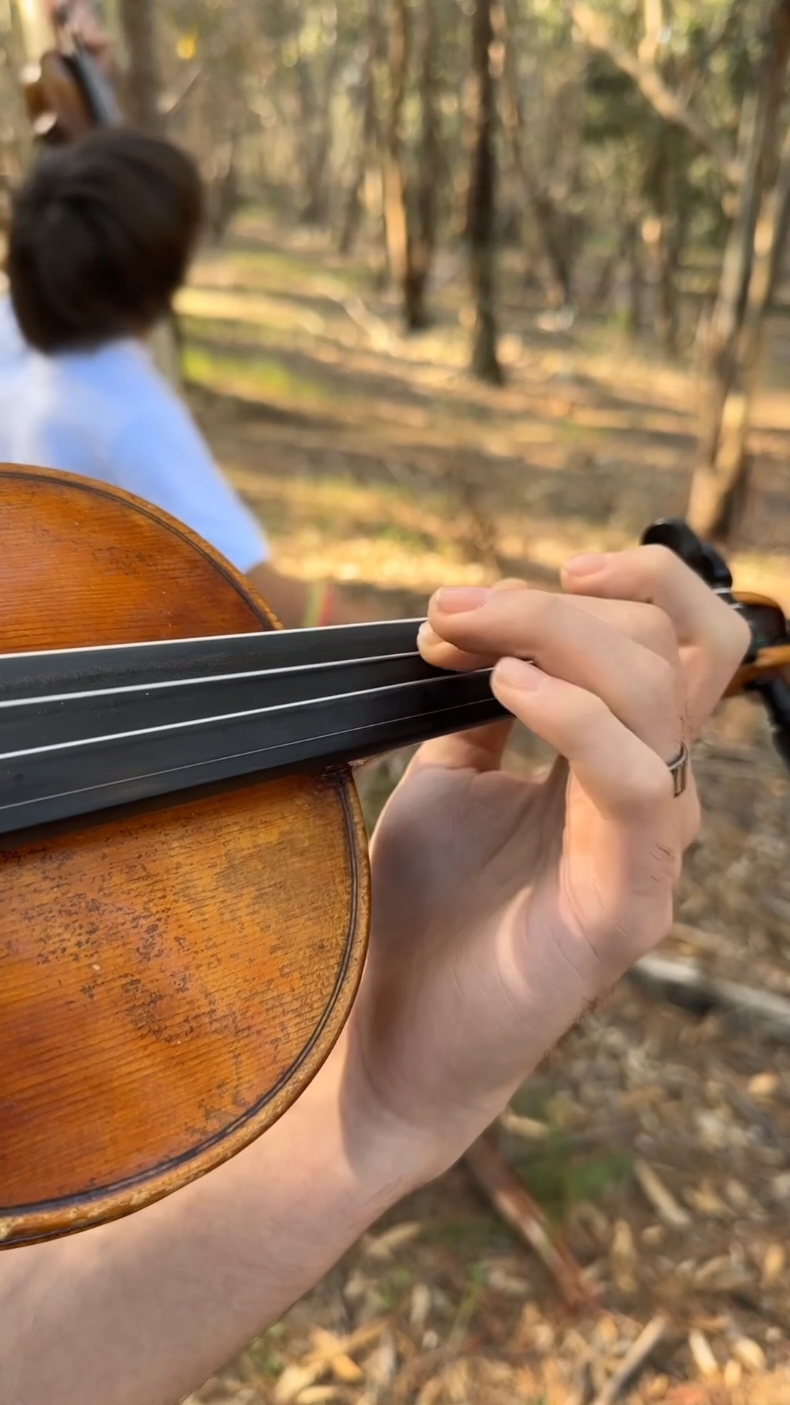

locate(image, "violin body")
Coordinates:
2 476 787 1252
0 465 369 1247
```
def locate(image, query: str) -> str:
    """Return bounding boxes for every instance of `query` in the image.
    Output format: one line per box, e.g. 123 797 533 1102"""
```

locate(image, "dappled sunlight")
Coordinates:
184 219 790 612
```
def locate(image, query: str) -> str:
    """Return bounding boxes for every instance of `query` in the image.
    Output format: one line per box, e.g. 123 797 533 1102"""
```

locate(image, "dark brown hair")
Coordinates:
8 129 203 352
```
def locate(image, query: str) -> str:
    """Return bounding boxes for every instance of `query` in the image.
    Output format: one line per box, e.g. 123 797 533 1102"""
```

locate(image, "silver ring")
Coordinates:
667 743 689 798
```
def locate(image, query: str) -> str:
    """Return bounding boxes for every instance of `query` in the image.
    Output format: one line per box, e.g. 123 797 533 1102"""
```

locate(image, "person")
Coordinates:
0 547 750 1405
0 127 362 629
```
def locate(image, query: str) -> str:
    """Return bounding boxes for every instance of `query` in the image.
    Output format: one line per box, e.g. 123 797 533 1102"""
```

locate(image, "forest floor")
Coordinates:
179 214 790 1405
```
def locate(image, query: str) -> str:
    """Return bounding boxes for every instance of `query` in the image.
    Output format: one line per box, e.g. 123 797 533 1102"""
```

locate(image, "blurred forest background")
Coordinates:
2 2 790 1403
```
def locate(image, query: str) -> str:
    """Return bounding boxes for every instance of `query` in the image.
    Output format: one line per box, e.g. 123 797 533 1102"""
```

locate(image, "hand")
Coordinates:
0 547 750 1405
339 546 750 1171
50 0 111 65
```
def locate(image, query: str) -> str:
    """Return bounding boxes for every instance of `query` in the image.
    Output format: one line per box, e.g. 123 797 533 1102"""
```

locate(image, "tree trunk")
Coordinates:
118 0 162 134
403 0 440 329
496 0 576 307
643 134 685 356
339 24 379 254
382 0 416 323
296 45 340 227
625 218 644 336
467 0 503 383
688 0 790 540
116 0 182 390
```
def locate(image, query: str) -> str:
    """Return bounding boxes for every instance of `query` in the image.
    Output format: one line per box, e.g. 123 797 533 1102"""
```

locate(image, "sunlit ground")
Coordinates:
179 210 790 617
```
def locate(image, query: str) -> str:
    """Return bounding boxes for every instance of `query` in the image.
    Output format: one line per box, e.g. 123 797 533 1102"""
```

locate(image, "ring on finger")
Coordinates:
667 743 689 798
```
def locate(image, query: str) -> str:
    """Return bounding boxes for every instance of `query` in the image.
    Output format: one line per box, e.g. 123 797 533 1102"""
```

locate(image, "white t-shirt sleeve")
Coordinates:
106 392 269 575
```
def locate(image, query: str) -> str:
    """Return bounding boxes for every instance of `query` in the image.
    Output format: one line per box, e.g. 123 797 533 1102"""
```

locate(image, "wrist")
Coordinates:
312 1032 442 1200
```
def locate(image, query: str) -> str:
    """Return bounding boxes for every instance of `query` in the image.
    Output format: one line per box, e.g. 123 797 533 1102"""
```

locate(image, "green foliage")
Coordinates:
514 1131 632 1223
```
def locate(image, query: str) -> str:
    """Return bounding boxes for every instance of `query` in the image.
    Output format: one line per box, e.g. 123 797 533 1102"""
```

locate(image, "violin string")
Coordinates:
0 648 424 711
0 669 495 764
0 620 431 708
0 617 427 664
0 692 504 835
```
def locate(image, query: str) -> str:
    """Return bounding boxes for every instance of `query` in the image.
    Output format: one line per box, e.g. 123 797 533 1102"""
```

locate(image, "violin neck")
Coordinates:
0 623 506 836
53 2 123 127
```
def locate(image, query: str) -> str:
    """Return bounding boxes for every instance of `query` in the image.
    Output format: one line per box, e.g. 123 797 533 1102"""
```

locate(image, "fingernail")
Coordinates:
493 657 543 691
432 586 493 614
417 620 440 648
563 553 609 577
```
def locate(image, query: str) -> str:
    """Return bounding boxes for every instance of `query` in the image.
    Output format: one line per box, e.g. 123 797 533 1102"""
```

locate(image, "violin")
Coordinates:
1 467 787 1250
21 1 121 145
0 464 506 1249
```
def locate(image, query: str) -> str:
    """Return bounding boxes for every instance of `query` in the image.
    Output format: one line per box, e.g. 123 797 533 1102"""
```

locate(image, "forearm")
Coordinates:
1 1046 419 1405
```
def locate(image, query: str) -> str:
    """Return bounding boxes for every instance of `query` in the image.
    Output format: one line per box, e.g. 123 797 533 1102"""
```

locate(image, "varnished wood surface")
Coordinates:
0 466 369 1247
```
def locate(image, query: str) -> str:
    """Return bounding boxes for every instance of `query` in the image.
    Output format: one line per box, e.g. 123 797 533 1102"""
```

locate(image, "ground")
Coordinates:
176 215 790 1405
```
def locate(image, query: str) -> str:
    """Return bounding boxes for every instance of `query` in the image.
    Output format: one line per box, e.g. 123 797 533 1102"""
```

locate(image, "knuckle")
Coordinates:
640 542 682 582
524 590 566 653
635 603 678 662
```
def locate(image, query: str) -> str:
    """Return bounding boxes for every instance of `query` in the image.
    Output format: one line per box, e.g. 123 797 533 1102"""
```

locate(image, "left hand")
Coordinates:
50 0 111 66
338 546 750 1168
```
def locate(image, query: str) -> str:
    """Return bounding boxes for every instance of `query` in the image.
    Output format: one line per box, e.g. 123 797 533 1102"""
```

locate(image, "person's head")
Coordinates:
7 128 204 352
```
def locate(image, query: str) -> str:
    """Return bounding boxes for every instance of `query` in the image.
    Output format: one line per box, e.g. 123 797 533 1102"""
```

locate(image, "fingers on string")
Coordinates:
424 586 684 764
419 594 681 673
490 658 674 822
561 546 751 719
418 580 528 673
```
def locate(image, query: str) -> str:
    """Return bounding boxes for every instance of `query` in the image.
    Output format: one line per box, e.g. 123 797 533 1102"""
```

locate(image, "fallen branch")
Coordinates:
571 5 741 185
591 1314 669 1405
630 953 790 1042
463 1131 592 1310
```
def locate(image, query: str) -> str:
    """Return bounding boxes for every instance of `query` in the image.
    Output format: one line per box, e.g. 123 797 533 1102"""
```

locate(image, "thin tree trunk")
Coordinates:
642 128 685 355
688 0 790 540
495 0 575 306
118 0 162 134
467 0 503 383
116 0 183 389
383 0 415 320
625 218 644 336
654 216 679 354
296 51 339 226
403 0 440 329
339 26 379 254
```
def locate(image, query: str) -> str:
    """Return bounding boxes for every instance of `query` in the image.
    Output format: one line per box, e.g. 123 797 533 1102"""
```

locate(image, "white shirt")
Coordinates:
0 297 268 573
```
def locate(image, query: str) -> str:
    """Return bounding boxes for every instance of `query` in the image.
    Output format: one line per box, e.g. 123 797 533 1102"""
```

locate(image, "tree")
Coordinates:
382 0 413 309
688 0 790 538
496 0 582 309
339 0 382 254
574 0 790 540
467 0 503 383
118 0 163 134
380 0 441 330
404 0 440 328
